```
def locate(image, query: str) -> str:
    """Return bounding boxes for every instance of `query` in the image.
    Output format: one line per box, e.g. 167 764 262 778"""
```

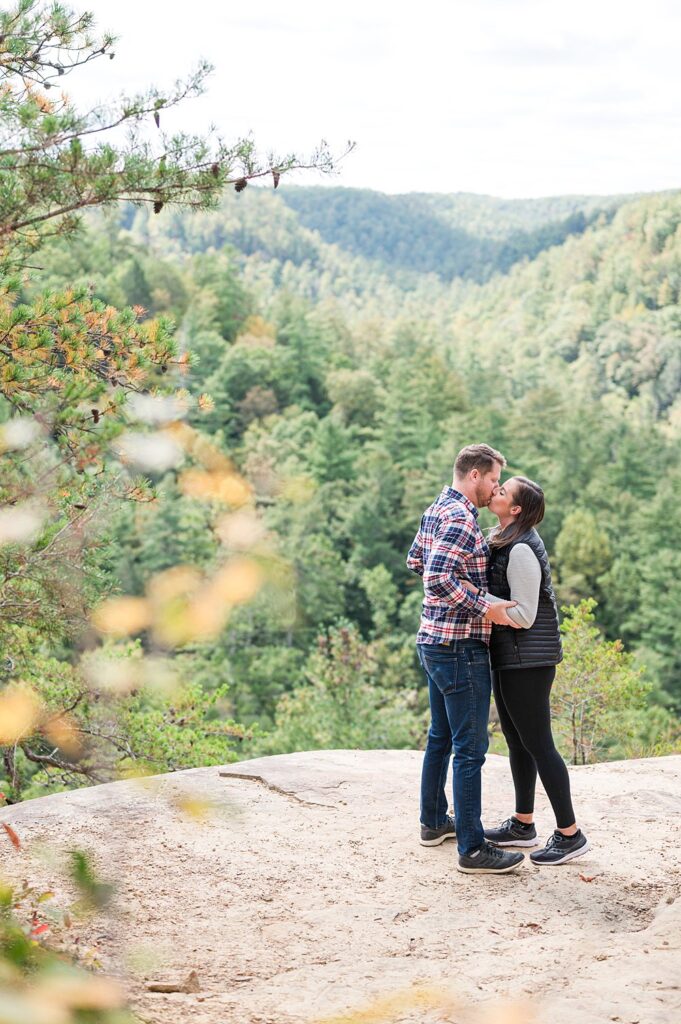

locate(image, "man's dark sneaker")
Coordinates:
420 815 456 847
530 829 590 865
484 816 540 848
457 841 524 874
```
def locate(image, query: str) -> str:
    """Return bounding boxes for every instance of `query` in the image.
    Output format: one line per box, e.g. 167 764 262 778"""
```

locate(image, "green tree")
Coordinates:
622 550 681 701
116 257 153 311
109 482 219 595
256 625 418 755
554 508 612 603
326 367 383 426
552 600 650 764
359 564 399 638
188 251 254 344
0 630 249 802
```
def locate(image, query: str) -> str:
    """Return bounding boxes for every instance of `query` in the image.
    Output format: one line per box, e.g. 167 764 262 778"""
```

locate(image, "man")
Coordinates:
407 443 525 875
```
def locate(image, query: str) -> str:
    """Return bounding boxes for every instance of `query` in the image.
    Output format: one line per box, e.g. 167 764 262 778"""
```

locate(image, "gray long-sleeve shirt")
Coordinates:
485 544 541 628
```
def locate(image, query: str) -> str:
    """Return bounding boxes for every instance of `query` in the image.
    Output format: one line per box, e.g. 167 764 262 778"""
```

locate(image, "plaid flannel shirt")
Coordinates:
407 486 492 645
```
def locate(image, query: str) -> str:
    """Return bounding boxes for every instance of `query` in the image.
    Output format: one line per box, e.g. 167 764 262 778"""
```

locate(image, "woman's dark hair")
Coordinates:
489 476 545 549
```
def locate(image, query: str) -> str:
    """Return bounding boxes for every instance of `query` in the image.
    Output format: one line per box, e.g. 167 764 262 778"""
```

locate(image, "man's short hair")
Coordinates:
454 443 506 477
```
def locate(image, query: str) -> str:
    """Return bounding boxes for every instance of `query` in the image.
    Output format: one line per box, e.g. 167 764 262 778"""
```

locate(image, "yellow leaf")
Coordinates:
179 469 251 506
91 597 151 637
172 794 214 821
216 510 265 549
146 565 202 604
147 566 203 647
35 974 124 1011
170 426 232 472
0 993 67 1024
315 986 460 1024
0 685 42 744
178 595 231 641
42 714 82 757
151 601 197 648
211 558 263 604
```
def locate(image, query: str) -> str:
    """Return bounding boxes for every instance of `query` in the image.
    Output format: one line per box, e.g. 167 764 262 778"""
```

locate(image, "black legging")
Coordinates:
492 665 575 829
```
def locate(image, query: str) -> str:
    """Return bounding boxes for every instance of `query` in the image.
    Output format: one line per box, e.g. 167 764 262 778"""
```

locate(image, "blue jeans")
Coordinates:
417 640 491 856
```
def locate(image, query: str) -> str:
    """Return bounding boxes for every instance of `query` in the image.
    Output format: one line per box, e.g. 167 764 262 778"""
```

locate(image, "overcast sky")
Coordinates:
68 0 681 198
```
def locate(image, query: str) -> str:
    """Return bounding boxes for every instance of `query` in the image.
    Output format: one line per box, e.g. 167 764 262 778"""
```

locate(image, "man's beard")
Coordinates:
475 484 492 508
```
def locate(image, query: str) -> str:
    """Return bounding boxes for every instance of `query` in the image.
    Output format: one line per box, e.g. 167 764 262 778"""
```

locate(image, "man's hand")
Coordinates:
483 601 522 628
458 580 521 627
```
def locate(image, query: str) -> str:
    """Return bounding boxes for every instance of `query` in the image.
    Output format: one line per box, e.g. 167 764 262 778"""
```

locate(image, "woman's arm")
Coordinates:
505 545 541 628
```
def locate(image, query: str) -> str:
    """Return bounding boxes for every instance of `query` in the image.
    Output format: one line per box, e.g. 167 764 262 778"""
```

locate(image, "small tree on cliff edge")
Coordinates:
553 599 649 764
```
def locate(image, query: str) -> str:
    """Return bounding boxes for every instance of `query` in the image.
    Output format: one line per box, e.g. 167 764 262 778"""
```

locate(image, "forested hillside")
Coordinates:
278 186 626 281
6 182 681 801
132 186 681 716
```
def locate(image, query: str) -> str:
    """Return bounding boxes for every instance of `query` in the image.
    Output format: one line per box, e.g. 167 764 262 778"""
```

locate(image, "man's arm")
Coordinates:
422 513 491 616
406 524 425 577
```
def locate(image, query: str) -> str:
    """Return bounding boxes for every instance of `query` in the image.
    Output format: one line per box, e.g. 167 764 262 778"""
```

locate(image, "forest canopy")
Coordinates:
0 0 679 812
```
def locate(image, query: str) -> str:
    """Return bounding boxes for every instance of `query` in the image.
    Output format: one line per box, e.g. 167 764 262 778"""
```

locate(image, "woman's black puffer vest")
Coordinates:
487 528 563 671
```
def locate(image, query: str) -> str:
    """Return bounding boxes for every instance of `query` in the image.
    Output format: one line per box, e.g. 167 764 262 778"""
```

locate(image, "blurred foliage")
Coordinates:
0 0 340 801
0 0 348 1011
0 844 131 1024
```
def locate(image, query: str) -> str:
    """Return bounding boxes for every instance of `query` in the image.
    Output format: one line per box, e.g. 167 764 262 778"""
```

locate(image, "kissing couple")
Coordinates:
407 443 590 875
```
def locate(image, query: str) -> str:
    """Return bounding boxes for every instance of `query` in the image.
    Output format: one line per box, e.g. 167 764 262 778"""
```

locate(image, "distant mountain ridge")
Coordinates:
277 185 629 282
125 185 633 291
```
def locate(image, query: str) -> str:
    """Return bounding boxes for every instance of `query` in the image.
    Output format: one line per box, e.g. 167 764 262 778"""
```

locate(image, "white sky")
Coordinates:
67 0 681 198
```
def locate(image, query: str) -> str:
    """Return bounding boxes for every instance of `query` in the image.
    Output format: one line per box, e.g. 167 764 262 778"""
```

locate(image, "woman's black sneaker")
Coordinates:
484 816 540 848
530 829 590 865
457 841 524 874
420 815 456 846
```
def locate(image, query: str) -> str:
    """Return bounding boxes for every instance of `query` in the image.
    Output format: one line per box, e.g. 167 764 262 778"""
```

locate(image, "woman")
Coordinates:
475 476 589 865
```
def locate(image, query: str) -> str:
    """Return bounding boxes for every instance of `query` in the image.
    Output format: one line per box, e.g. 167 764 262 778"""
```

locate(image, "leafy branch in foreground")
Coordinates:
0 630 252 802
0 838 130 1024
1 0 344 805
0 0 347 634
0 0 115 86
0 0 353 266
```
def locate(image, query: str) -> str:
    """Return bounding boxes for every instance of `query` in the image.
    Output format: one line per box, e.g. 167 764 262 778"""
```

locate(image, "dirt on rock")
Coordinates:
2 750 680 1024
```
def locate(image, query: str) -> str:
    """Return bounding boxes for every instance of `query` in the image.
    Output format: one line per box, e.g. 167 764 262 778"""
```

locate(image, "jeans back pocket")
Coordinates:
421 649 463 696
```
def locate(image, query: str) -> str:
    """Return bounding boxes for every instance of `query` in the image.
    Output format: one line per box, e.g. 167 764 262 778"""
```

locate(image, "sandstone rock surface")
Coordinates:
2 751 680 1023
